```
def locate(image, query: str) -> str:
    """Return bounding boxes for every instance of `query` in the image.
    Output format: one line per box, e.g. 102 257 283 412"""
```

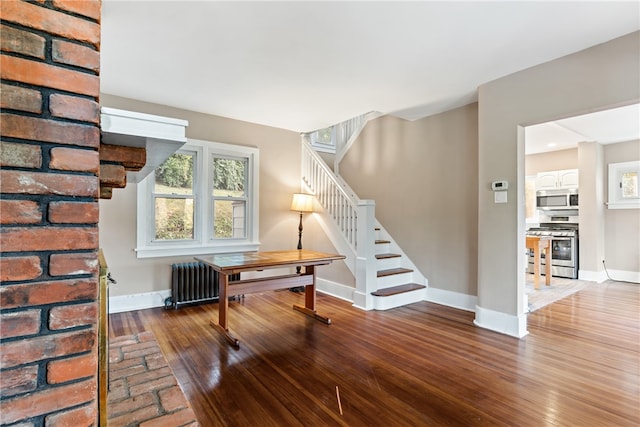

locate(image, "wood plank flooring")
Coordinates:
109 281 639 426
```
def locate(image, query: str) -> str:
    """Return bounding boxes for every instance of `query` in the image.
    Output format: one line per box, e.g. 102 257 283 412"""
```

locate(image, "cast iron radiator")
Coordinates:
167 262 241 309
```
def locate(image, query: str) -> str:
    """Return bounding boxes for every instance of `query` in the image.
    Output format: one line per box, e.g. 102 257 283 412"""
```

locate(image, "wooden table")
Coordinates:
526 236 552 290
195 250 345 347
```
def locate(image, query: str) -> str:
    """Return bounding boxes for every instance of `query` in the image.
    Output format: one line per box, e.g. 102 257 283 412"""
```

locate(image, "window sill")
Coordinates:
135 242 260 259
607 201 640 210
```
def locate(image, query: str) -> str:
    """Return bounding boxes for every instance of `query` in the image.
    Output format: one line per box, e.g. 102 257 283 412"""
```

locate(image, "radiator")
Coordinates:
168 262 220 309
168 262 241 309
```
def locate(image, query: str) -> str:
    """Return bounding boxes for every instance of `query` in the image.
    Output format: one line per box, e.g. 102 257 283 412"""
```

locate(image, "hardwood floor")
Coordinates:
109 282 639 426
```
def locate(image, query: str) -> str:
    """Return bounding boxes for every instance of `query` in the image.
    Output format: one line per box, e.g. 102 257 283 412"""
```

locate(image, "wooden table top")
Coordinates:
196 250 345 273
526 235 552 244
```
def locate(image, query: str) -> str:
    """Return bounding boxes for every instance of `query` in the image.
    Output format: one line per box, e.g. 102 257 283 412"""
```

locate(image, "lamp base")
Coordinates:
289 212 305 293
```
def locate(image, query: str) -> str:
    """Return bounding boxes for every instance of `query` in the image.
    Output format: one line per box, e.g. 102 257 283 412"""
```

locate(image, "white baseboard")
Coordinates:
426 287 477 312
316 278 355 303
109 290 171 314
352 290 373 311
474 305 528 338
110 279 352 314
605 269 640 283
578 269 608 283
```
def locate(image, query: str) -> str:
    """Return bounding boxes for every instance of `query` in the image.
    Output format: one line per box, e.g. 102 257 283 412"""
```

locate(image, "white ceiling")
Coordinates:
525 103 640 155
100 1 640 135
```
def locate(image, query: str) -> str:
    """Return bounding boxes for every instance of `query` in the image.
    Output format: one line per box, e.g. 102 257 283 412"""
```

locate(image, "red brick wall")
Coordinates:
0 1 102 425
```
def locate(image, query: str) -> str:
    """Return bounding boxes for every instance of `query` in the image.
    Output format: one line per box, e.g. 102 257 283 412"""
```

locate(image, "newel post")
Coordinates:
353 199 376 310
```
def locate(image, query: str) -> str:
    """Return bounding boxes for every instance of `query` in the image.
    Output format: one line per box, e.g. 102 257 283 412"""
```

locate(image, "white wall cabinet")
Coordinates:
535 172 559 190
535 169 579 190
558 169 579 188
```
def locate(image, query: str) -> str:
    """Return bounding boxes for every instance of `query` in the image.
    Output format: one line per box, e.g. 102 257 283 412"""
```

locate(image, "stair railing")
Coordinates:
301 138 377 309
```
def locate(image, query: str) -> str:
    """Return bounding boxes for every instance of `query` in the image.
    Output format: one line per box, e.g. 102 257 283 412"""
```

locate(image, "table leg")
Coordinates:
293 266 331 324
304 267 316 311
533 241 541 290
544 240 552 286
209 272 240 347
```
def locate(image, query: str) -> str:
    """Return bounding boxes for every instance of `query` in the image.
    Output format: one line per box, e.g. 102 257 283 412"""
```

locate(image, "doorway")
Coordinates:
522 103 640 311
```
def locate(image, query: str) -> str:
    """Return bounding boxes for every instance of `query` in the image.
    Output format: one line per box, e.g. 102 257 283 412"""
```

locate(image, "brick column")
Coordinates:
0 1 102 425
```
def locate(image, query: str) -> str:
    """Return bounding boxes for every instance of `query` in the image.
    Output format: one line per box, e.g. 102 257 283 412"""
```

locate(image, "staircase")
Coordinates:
300 116 427 310
372 228 426 310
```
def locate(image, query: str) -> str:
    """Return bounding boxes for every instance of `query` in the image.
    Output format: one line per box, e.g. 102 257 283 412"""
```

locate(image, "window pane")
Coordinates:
155 198 194 240
155 153 193 195
621 172 638 198
214 200 245 238
316 127 333 145
212 157 246 197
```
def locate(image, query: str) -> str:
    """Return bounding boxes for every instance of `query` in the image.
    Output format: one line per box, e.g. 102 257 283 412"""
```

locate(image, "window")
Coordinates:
154 152 195 241
137 139 259 258
608 160 640 209
211 155 247 239
309 126 336 153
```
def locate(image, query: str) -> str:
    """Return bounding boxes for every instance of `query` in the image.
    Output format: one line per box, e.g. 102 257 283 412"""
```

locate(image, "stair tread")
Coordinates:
372 283 426 297
376 253 401 260
377 267 413 277
375 239 391 244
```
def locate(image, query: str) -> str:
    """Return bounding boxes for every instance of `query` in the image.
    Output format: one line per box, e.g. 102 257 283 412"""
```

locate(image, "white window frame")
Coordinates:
309 126 336 153
607 160 640 209
136 138 260 258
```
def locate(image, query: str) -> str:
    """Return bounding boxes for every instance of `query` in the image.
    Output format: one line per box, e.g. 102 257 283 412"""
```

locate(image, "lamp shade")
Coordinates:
290 193 314 213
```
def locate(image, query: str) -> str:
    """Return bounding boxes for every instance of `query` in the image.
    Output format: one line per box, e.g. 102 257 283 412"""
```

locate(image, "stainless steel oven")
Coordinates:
526 224 578 279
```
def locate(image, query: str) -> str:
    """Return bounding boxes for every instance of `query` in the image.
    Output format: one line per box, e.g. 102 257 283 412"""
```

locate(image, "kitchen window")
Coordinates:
608 160 640 209
136 139 259 258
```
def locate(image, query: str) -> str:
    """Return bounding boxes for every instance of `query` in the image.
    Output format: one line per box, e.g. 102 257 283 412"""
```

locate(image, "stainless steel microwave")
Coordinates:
536 189 579 210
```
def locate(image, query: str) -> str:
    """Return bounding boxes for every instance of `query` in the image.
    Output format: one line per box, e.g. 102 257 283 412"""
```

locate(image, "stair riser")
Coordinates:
376 257 402 270
374 243 391 254
377 273 414 288
372 288 427 310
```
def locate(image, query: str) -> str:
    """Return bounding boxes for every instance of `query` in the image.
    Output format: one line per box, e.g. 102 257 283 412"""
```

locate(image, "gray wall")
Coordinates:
603 139 640 273
579 141 606 274
477 31 639 332
99 94 351 298
340 104 479 296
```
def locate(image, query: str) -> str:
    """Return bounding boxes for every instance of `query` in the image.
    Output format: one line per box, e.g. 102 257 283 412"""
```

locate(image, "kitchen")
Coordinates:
524 103 640 307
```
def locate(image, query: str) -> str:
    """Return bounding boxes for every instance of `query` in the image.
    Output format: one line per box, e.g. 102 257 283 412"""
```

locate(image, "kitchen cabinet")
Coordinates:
536 169 579 190
535 172 558 190
558 169 579 188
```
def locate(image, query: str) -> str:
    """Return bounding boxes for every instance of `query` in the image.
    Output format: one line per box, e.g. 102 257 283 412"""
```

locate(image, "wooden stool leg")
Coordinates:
533 241 541 290
544 241 552 286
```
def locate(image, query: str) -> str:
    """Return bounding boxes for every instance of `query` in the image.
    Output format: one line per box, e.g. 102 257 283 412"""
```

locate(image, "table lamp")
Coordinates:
290 193 314 250
290 193 314 285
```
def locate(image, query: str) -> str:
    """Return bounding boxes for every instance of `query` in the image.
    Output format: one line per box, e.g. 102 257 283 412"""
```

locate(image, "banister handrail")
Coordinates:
302 139 358 205
301 129 379 310
301 138 360 252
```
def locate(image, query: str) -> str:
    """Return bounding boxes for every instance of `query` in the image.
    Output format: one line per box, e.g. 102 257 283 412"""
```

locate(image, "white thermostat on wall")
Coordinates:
491 180 508 191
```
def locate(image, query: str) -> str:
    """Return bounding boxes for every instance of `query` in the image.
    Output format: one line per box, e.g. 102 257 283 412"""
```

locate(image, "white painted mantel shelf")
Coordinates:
100 107 189 183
